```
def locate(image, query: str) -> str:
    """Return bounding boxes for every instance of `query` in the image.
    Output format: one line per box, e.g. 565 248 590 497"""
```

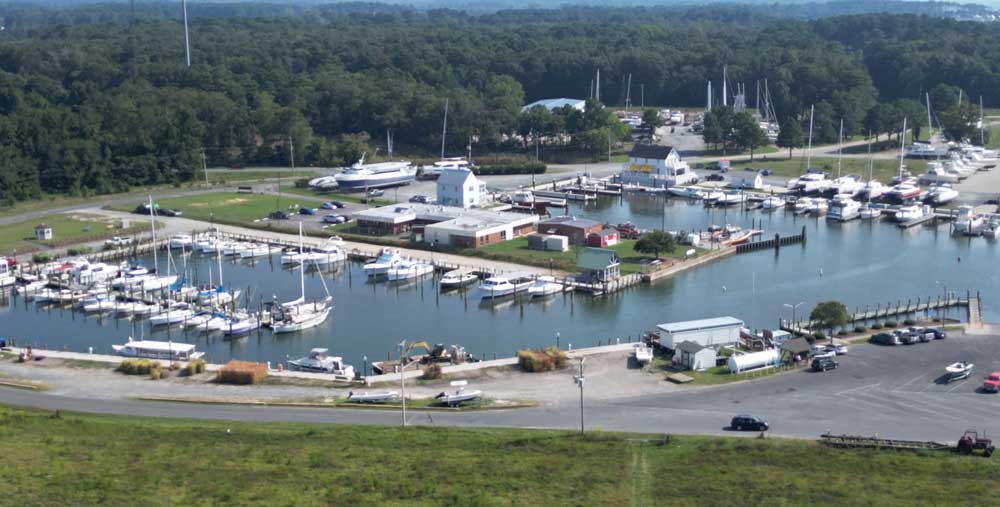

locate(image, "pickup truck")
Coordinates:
105 236 133 248
983 372 1000 393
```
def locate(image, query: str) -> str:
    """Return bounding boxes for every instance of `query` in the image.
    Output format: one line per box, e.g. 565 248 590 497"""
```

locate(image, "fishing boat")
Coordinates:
288 348 355 376
434 380 482 407
945 361 974 382
478 275 533 299
347 391 399 403
363 248 404 277
386 262 434 281
527 276 563 298
953 205 985 236
440 271 477 289
334 153 416 190
112 337 204 360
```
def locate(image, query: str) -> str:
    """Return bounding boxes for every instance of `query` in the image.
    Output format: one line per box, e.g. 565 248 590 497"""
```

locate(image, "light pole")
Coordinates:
556 331 561 350
574 357 586 433
398 340 407 427
363 355 368 382
784 301 804 328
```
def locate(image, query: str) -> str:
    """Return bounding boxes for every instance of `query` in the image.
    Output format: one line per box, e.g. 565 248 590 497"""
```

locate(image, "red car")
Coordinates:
983 372 1000 393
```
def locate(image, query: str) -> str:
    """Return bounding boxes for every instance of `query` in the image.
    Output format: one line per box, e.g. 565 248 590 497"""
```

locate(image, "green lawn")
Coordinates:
0 213 149 256
479 238 697 275
729 156 926 183
205 170 317 185
110 192 312 226
280 185 393 206
1 406 998 506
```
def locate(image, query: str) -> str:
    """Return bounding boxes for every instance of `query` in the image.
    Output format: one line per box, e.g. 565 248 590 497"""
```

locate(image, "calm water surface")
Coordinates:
0 194 995 366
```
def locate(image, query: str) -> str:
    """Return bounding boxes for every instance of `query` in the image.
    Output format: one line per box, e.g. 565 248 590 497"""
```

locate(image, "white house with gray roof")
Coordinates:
620 144 697 188
436 167 486 209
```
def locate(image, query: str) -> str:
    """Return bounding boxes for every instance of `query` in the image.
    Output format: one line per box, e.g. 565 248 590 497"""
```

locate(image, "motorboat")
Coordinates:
792 172 830 193
945 361 974 382
919 163 961 184
793 197 817 215
953 205 985 236
347 391 399 403
116 300 154 317
702 190 725 204
148 305 194 326
478 275 533 299
183 312 213 328
668 186 707 199
420 157 471 179
288 348 356 376
168 234 193 249
239 243 277 259
527 276 563 298
810 199 829 216
826 197 861 222
306 239 347 266
906 141 943 159
440 271 477 289
386 262 434 281
827 175 863 197
760 196 785 210
82 296 119 313
197 285 241 307
221 314 260 336
124 264 149 277
859 203 883 220
894 204 926 223
15 280 47 298
202 315 231 332
0 259 14 288
363 248 404 277
714 191 746 206
195 236 220 253
112 337 204 360
220 241 249 257
859 180 887 200
886 183 923 203
434 380 482 407
634 344 653 364
308 175 339 191
334 154 416 190
280 248 309 265
923 185 959 205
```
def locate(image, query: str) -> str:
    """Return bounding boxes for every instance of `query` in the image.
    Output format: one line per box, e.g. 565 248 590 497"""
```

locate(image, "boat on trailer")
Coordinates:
347 390 399 403
945 361 974 382
435 380 482 407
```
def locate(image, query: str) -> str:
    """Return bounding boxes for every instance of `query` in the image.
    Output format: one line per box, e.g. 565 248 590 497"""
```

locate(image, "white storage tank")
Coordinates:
727 349 780 374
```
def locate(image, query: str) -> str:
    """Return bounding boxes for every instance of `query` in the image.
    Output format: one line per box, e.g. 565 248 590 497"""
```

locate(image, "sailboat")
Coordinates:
860 133 883 220
270 223 333 334
197 242 241 307
141 196 178 293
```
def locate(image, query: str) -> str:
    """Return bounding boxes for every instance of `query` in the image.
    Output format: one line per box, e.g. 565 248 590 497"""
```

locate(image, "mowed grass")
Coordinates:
111 192 312 225
479 237 698 275
0 213 148 255
728 156 927 183
280 185 393 206
0 406 998 506
205 169 318 185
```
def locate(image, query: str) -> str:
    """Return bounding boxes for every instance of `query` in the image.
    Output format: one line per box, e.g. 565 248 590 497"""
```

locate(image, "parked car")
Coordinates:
322 214 347 224
159 208 182 217
366 189 384 198
321 201 340 210
811 357 839 372
825 344 848 355
328 200 347 208
409 195 430 204
268 210 290 220
759 169 773 176
730 414 769 431
298 207 316 216
104 236 133 248
983 372 1000 393
929 327 948 339
705 173 726 182
871 332 898 346
898 332 917 345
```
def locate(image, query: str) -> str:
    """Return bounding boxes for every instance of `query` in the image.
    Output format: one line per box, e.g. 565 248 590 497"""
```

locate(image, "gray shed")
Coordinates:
675 340 717 371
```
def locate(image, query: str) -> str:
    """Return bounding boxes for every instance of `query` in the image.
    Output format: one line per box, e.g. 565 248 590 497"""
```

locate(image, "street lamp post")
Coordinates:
363 355 368 382
556 332 561 350
398 340 407 427
783 301 805 328
574 357 586 433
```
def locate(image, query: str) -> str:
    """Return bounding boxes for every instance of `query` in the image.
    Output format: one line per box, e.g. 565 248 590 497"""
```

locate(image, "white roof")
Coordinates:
122 339 197 353
522 98 586 112
657 317 744 334
357 203 537 233
437 167 476 186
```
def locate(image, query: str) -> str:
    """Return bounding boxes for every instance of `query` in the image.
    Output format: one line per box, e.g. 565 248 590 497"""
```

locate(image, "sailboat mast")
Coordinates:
298 222 305 301
440 98 449 160
866 131 874 204
149 195 157 273
926 93 933 141
216 237 224 288
837 119 844 178
898 117 908 179
806 105 814 170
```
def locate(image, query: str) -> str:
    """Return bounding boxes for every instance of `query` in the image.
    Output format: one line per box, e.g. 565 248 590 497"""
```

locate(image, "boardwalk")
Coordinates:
780 292 982 335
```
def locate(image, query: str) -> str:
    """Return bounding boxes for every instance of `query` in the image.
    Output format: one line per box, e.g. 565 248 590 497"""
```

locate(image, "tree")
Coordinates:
776 116 804 159
733 112 768 161
892 99 927 142
702 106 735 152
641 108 662 129
809 301 849 339
938 102 980 142
633 230 676 259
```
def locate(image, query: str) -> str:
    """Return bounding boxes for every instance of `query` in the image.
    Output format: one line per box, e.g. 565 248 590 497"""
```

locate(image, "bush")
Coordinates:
813 331 826 341
185 358 207 376
885 320 897 328
517 346 568 372
31 252 51 263
472 162 546 176
871 323 884 330
117 359 158 375
854 326 866 333
837 330 848 336
170 361 181 371
294 178 311 188
804 334 816 344
67 246 93 256
150 369 162 380
903 318 916 326
422 363 442 380
216 360 267 385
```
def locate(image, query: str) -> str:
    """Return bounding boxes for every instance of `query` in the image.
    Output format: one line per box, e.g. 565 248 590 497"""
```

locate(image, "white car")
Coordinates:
105 236 133 247
323 214 347 224
825 344 848 355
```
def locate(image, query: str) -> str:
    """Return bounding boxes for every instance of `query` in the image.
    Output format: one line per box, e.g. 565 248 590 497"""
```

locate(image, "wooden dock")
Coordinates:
735 227 806 254
780 291 982 335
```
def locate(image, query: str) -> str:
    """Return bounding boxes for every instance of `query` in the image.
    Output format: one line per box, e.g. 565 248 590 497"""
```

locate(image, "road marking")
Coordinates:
892 372 933 392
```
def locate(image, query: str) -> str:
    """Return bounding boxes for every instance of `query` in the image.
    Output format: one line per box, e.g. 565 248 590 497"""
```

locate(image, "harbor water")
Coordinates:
0 193 995 366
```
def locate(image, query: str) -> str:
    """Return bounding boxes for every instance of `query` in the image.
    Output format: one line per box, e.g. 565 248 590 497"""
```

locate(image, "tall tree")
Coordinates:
776 116 804 159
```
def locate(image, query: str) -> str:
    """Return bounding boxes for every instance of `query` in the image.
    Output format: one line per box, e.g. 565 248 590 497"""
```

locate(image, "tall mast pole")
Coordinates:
898 117 908 180
806 105 814 170
149 195 158 273
837 119 844 178
181 0 191 67
440 98 449 160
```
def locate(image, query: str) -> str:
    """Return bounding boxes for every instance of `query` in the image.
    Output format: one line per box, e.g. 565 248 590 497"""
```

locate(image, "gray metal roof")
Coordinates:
539 215 601 229
577 247 620 270
780 337 811 354
657 316 744 334
675 340 707 354
629 144 676 160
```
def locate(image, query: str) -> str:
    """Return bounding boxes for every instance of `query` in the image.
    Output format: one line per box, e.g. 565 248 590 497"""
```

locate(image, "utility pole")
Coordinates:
398 340 407 427
288 135 295 181
595 69 601 103
574 357 586 433
202 149 209 186
181 0 191 67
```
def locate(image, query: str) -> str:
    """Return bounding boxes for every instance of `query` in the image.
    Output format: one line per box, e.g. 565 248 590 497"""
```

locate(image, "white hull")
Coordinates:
271 307 331 334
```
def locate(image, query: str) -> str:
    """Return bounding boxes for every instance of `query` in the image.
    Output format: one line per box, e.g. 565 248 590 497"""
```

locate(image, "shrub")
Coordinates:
885 320 897 328
422 363 442 380
804 334 816 344
170 361 181 371
813 331 826 341
117 359 157 375
150 369 162 380
216 360 267 385
31 252 51 263
294 178 311 188
472 162 546 176
185 358 207 375
903 318 916 326
837 330 848 336
871 323 884 330
517 346 568 372
854 326 866 333
67 246 93 256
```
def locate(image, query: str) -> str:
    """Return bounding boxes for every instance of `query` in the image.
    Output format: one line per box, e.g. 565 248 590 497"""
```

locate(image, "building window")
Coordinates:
500 230 507 240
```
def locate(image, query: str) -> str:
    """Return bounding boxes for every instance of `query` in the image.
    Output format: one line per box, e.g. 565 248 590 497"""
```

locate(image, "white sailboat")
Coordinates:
270 223 333 334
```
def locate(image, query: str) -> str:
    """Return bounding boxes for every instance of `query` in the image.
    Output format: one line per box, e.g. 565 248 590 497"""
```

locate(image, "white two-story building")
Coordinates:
620 145 697 188
436 167 487 209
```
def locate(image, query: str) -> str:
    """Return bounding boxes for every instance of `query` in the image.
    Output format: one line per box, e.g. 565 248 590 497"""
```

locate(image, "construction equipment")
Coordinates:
957 430 994 457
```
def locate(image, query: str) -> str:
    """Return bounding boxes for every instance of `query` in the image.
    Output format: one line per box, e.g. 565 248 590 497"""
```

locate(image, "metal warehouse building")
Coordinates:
656 316 744 350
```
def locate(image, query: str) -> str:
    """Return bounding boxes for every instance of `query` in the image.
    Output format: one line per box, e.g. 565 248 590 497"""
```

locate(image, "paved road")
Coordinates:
3 331 998 442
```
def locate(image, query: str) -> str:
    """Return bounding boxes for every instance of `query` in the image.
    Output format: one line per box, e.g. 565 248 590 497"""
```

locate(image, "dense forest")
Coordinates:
1 3 1000 205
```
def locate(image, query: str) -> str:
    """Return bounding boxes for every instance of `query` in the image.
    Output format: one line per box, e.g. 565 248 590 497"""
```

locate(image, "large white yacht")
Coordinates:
478 275 533 299
419 157 471 179
289 348 355 376
826 196 861 222
363 248 405 277
334 154 416 190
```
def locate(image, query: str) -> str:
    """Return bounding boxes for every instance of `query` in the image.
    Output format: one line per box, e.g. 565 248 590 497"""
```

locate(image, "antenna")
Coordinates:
595 69 600 103
722 66 728 107
440 98 449 160
181 0 191 67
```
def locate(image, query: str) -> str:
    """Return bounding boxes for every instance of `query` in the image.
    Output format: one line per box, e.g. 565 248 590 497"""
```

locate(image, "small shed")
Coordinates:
780 337 812 363
527 233 569 252
675 341 717 371
34 223 52 241
729 172 764 189
586 228 620 248
578 247 621 282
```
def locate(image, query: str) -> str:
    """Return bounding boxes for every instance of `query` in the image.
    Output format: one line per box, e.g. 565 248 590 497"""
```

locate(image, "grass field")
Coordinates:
280 185 393 206
1 406 998 506
728 156 926 183
110 192 313 226
0 213 149 256
478 238 696 275
205 170 317 185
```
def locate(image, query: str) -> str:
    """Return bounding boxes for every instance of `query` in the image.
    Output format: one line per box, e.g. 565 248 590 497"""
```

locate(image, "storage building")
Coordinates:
728 173 764 190
656 316 744 350
578 247 621 282
537 216 602 245
674 341 717 371
527 233 569 252
586 228 620 248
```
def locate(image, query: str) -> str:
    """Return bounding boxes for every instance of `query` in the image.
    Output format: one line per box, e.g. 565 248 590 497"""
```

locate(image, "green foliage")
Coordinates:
117 359 159 376
517 347 568 372
813 331 826 341
472 163 546 175
66 246 93 256
854 326 866 333
903 319 916 326
885 320 898 328
776 116 804 158
31 253 51 263
642 109 662 129
634 230 676 259
871 322 884 330
185 359 207 376
422 363 442 380
809 301 850 332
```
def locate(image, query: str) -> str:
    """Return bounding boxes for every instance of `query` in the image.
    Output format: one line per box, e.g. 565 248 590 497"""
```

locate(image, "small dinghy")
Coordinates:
347 391 399 404
435 380 482 407
945 361 974 382
634 343 653 364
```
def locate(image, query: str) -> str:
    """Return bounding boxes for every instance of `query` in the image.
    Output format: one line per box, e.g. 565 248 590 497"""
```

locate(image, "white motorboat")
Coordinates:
924 185 959 205
440 271 477 289
239 243 277 259
306 239 347 266
810 199 829 216
308 175 339 190
859 204 883 220
83 297 119 313
112 337 204 360
702 190 725 204
919 163 961 184
116 300 154 316
668 186 707 199
220 241 249 257
124 264 149 277
714 191 746 206
386 262 434 281
826 196 861 222
334 153 416 190
149 306 194 326
221 314 260 336
945 361 974 382
288 348 355 376
478 275 532 299
434 380 482 407
347 391 399 403
15 280 47 298
202 315 230 332
760 196 785 210
793 197 817 215
168 234 193 249
634 344 653 364
827 175 863 197
953 205 985 235
197 286 241 307
886 183 923 203
794 172 830 193
183 312 213 328
527 276 562 298
195 236 219 253
859 180 887 200
0 260 14 288
906 141 943 159
894 204 925 223
363 248 404 276
420 157 471 179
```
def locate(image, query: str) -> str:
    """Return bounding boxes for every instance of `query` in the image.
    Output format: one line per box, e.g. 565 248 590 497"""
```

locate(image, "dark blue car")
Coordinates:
298 207 316 215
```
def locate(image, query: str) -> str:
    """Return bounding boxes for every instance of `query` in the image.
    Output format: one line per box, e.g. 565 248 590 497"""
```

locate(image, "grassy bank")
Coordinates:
0 213 149 256
280 185 393 206
109 192 312 225
1 406 998 506
478 237 699 275
728 156 926 183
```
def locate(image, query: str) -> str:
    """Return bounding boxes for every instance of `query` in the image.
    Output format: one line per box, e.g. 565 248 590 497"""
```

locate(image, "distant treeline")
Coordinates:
1 5 1000 205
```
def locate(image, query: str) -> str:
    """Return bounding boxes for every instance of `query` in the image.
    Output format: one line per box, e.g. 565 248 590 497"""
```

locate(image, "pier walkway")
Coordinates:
779 291 982 335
